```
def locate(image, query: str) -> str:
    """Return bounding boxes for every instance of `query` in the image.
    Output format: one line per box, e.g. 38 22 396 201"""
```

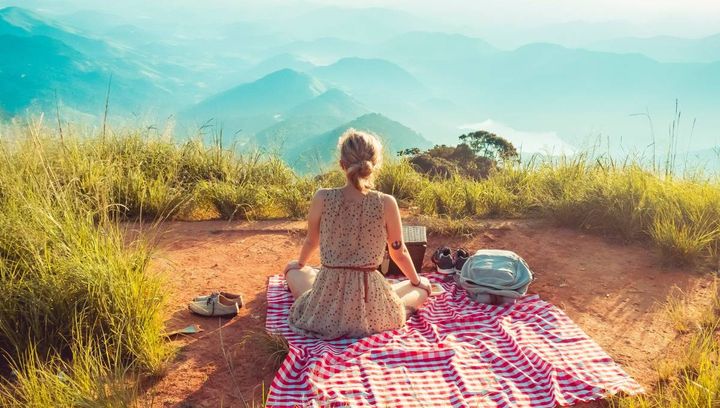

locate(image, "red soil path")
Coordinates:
140 218 716 408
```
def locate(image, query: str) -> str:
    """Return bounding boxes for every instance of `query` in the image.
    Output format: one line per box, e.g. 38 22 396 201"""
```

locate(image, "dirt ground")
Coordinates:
140 218 717 408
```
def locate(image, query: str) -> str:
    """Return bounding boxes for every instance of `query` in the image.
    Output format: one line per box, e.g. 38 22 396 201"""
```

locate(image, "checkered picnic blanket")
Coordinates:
265 275 643 407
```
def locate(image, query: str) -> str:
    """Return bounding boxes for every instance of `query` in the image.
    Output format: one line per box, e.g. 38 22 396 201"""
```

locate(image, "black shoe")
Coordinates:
454 248 471 273
431 246 455 275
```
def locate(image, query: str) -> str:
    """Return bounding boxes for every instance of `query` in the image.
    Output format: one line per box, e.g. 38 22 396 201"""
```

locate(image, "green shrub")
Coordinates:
271 177 320 219
198 180 270 220
376 159 429 201
314 169 346 188
649 183 720 264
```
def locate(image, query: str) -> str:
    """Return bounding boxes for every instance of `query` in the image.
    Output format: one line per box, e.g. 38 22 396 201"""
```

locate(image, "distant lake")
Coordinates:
458 120 576 157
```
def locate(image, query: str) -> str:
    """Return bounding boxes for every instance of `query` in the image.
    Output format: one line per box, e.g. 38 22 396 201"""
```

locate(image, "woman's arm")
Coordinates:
383 194 430 293
283 189 324 274
298 189 324 265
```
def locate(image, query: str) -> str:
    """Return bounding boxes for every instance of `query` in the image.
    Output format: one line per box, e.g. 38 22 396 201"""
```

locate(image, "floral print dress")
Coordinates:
288 188 406 340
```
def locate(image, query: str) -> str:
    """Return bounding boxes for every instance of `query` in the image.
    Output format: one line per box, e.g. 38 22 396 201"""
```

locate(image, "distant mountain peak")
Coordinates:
329 56 399 67
0 6 72 33
263 67 305 78
0 6 45 28
315 88 359 101
312 57 427 98
332 112 426 142
286 88 368 119
256 67 314 82
182 69 329 132
0 6 33 16
283 111 431 172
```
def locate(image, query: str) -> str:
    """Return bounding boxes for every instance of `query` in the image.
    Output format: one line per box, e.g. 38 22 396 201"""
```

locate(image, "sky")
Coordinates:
3 0 720 40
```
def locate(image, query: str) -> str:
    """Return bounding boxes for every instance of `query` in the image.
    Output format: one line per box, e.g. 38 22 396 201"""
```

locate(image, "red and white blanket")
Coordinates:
265 275 642 407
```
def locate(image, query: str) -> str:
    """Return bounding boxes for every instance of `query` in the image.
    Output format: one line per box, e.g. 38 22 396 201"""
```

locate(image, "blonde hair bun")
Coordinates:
359 160 373 177
338 129 383 192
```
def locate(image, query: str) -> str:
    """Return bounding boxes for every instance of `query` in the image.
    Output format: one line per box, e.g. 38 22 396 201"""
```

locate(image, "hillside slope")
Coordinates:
181 69 327 133
0 6 173 116
255 89 369 147
286 113 432 171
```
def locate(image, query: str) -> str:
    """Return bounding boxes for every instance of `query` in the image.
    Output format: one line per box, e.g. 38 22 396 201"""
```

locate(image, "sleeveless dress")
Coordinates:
288 188 406 340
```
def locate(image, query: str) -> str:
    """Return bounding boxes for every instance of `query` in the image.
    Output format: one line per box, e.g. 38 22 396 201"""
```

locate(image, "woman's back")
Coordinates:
319 188 387 268
288 188 405 339
285 128 429 340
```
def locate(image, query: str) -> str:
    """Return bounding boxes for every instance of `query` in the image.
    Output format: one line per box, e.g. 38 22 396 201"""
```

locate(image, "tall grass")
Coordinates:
8 124 718 265
612 279 720 407
413 154 720 264
0 127 172 406
0 120 718 405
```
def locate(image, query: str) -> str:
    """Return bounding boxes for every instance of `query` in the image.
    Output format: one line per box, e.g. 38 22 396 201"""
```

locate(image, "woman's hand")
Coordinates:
283 260 304 276
412 276 433 296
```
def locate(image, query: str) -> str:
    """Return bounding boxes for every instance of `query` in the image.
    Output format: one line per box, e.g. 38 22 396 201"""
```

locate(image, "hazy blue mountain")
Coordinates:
286 113 432 171
60 9 130 35
181 69 327 134
374 31 500 99
473 43 720 106
0 34 97 116
457 43 720 148
1 6 99 51
285 89 368 119
284 6 436 42
587 34 720 63
309 57 437 139
312 57 427 98
498 20 640 49
240 54 316 83
4 4 720 156
268 37 370 63
417 42 718 109
0 6 140 65
255 89 369 148
219 20 291 55
379 31 498 64
0 6 178 117
103 23 157 46
0 34 173 118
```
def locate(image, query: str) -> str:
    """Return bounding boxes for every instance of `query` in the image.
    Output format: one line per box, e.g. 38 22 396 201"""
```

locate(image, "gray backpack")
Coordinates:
455 249 534 304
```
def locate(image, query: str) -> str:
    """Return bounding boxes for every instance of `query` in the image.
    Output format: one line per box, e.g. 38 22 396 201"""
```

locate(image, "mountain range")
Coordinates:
1 4 719 169
181 69 432 169
284 113 432 173
0 6 178 117
587 34 720 63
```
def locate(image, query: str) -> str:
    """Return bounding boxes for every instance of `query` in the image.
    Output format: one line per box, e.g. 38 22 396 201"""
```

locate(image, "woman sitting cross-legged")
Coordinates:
283 129 432 340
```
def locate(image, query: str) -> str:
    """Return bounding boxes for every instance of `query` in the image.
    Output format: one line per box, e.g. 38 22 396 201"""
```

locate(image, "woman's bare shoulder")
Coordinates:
313 188 335 200
378 191 398 208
